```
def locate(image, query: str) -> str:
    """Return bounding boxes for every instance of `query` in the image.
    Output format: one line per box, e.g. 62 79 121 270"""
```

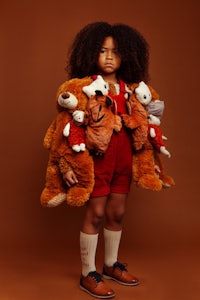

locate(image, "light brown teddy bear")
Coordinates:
122 92 148 151
41 76 122 207
84 90 122 155
40 77 95 207
125 82 175 191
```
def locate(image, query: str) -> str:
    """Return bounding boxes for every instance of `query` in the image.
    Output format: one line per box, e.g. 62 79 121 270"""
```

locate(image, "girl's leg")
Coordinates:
80 231 98 276
105 192 127 231
80 196 115 299
80 196 107 276
81 196 107 234
104 193 127 267
103 193 139 286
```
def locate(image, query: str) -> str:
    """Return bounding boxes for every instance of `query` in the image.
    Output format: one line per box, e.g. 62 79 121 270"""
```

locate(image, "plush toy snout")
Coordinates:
58 92 78 109
95 90 112 107
61 92 70 99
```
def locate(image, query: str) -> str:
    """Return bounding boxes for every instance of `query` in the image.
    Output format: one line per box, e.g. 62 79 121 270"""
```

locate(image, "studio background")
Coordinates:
1 0 200 299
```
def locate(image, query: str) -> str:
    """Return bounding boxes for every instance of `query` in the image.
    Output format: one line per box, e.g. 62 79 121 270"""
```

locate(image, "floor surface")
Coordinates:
1 241 200 300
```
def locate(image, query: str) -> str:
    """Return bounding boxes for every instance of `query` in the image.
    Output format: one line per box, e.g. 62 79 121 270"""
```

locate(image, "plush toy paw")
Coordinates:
72 143 86 152
66 187 91 206
160 146 171 158
137 174 163 191
40 189 66 207
159 173 175 188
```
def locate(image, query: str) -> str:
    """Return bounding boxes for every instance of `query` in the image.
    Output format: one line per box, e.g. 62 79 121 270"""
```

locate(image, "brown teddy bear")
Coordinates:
122 92 148 151
40 76 122 207
125 82 175 191
40 77 95 207
84 90 122 155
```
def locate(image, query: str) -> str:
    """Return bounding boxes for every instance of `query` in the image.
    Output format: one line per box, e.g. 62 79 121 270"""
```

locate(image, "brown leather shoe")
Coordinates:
103 262 140 286
80 271 115 298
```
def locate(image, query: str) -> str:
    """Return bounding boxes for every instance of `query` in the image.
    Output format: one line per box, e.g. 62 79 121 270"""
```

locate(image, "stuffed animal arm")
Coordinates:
82 75 109 97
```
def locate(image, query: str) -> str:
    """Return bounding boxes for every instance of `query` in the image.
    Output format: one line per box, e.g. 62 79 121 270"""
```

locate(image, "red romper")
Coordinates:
90 80 133 197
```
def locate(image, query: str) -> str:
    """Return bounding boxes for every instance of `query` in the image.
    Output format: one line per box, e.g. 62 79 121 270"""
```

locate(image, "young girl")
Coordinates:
62 22 149 298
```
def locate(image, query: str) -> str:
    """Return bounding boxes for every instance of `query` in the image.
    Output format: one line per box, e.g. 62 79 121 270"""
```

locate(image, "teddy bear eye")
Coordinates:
144 95 147 99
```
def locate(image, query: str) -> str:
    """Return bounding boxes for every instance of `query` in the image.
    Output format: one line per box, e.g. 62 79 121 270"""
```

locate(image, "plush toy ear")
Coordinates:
105 96 112 107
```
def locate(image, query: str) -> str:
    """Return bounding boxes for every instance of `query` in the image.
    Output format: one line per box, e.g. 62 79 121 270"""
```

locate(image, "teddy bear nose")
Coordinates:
62 92 70 99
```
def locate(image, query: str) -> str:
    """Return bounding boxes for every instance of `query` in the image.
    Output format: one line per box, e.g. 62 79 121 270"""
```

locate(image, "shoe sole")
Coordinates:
103 274 140 286
80 284 115 299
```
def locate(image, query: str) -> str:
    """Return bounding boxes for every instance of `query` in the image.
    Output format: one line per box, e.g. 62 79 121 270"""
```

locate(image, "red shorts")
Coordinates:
91 128 132 197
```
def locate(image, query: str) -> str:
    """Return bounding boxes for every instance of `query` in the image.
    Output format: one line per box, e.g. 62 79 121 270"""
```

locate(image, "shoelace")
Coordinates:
113 262 128 271
88 271 103 283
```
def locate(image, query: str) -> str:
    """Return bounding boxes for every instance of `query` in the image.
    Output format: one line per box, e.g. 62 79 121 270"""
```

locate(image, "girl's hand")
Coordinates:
63 170 78 187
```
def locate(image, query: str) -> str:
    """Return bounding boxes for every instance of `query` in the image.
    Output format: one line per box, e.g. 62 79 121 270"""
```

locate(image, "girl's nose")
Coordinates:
106 50 113 59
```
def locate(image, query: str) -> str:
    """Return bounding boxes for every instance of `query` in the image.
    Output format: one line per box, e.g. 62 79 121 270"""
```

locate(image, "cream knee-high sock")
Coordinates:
80 231 98 277
104 228 122 267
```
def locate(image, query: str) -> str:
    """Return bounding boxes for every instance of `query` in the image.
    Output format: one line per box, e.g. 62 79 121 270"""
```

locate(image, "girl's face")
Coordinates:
97 36 121 79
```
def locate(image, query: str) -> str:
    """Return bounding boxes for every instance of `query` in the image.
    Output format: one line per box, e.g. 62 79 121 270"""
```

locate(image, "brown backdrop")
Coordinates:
1 0 200 299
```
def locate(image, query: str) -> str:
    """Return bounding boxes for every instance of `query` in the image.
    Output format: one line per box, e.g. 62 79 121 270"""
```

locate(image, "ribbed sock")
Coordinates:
80 231 98 277
104 228 122 267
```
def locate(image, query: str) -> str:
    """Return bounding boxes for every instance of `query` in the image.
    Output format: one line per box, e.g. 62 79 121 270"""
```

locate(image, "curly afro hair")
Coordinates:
65 21 150 84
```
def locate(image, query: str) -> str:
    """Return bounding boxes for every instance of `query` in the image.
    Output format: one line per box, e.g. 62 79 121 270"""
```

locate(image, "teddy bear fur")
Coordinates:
41 76 175 209
127 82 175 191
84 91 122 155
40 77 95 207
40 76 124 207
122 92 148 151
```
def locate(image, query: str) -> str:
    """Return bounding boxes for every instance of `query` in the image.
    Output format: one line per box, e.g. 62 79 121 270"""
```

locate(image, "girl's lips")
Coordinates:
104 63 113 67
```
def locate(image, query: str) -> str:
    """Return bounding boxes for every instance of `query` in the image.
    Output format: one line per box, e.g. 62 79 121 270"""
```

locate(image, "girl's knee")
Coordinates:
92 210 104 229
114 211 125 224
85 206 105 229
106 206 125 225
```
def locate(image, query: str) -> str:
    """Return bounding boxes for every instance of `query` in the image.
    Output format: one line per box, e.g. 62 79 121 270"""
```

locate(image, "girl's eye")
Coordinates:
100 48 120 56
